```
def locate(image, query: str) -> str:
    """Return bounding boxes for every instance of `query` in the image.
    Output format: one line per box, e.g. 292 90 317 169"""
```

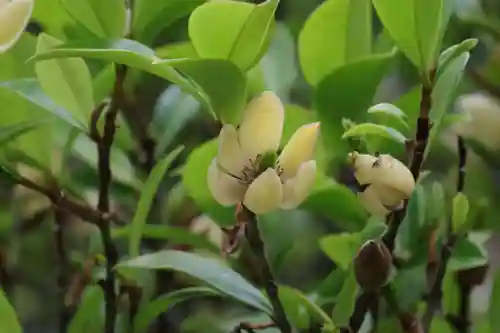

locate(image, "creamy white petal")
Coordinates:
278 122 320 180
358 186 391 217
238 91 284 158
243 168 283 214
280 160 317 209
216 124 248 176
349 152 378 186
207 159 247 206
371 154 415 199
0 0 33 53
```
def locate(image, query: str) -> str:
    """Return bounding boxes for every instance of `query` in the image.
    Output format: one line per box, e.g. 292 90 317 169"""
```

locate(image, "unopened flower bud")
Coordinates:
349 152 415 215
354 240 392 292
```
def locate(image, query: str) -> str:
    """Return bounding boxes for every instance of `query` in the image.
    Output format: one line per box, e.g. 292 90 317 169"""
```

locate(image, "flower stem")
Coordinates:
242 206 292 333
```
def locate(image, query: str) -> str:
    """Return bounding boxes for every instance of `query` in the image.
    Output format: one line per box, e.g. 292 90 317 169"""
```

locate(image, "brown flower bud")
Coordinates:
354 240 392 292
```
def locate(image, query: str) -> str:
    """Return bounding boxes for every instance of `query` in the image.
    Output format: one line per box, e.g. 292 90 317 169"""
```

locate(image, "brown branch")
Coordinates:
345 71 436 332
421 136 468 332
54 208 72 333
232 322 276 333
238 205 292 333
91 65 127 333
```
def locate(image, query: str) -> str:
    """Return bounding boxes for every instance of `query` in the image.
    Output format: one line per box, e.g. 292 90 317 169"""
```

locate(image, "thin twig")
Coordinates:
91 65 127 333
382 286 423 333
239 205 292 333
232 322 276 333
421 136 468 332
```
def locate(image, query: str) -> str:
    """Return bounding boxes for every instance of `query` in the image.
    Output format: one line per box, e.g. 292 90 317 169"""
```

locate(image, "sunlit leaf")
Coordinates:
0 288 21 333
67 285 104 333
342 123 407 144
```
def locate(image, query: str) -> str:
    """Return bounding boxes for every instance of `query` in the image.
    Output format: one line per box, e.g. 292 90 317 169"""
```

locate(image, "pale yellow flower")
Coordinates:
208 91 320 215
454 93 500 151
0 0 33 53
349 152 415 216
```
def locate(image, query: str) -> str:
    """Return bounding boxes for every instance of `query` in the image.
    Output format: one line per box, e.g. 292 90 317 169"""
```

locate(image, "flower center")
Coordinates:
237 151 281 185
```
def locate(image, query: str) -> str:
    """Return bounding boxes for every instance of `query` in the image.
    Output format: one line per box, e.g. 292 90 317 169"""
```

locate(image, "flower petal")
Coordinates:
358 186 391 217
238 91 284 158
349 152 378 186
217 124 248 176
207 159 246 206
243 168 283 214
278 122 320 180
0 0 33 53
371 154 415 199
280 160 317 209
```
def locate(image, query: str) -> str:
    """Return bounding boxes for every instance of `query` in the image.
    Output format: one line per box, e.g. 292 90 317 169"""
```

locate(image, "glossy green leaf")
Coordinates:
367 103 409 128
426 52 469 157
314 51 396 155
0 78 87 132
372 0 446 76
188 0 278 71
490 271 500 333
133 287 218 333
342 123 407 144
27 39 200 100
430 317 453 333
119 250 273 314
113 224 219 253
298 0 372 85
133 0 205 44
0 289 21 333
34 34 94 125
301 176 367 231
331 268 358 327
437 39 478 79
279 286 334 329
0 121 46 148
61 0 126 38
319 233 360 270
448 233 488 271
451 192 469 233
154 58 247 125
129 146 184 257
68 285 104 333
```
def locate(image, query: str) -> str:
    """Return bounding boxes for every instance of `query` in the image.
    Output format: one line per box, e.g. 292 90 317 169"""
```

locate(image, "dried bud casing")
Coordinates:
456 264 489 287
354 240 392 292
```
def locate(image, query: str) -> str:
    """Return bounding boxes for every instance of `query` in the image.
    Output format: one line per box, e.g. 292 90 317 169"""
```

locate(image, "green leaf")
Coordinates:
437 39 478 79
392 265 427 311
279 286 334 329
342 123 407 144
314 52 396 156
188 0 278 71
372 0 446 76
448 234 488 271
129 146 184 257
0 289 21 333
319 233 360 270
133 287 218 333
113 224 219 254
27 39 200 101
133 0 205 44
298 0 372 85
367 103 409 128
154 58 247 125
451 193 469 233
301 176 367 231
118 250 273 314
0 78 87 132
68 285 104 333
490 271 500 333
182 140 235 227
34 34 94 126
61 0 126 38
430 317 453 333
426 52 469 157
331 268 358 327
0 121 46 148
